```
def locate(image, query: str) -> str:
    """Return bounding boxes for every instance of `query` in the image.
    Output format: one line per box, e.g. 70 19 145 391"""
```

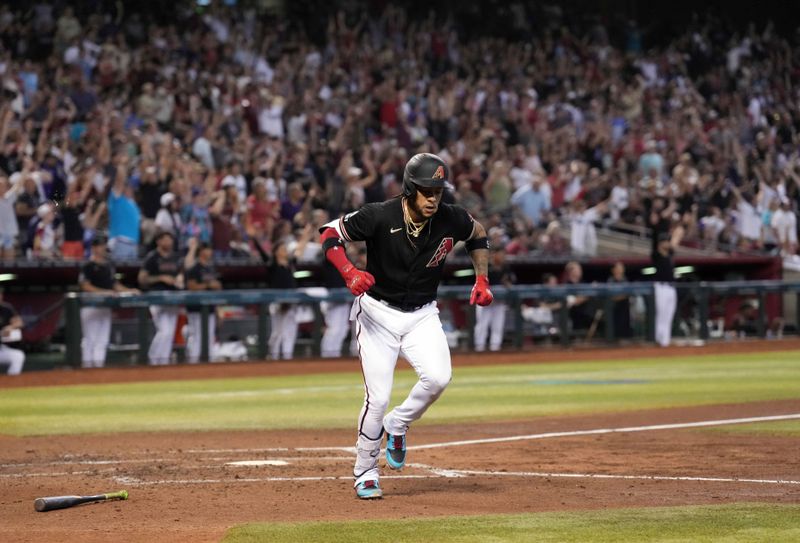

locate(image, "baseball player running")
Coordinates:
319 153 493 499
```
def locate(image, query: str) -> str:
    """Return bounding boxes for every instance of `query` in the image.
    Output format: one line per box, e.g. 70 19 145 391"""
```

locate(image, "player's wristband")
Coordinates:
322 236 345 253
465 236 489 252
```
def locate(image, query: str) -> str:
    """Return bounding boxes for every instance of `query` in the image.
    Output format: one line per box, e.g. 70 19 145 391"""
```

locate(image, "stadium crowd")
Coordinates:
0 1 798 269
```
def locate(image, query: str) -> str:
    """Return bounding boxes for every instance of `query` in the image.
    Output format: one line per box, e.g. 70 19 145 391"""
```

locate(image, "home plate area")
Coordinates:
110 449 466 486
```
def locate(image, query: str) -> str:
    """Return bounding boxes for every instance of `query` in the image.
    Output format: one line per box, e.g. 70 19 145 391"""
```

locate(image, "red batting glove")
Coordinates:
341 263 375 296
470 275 493 306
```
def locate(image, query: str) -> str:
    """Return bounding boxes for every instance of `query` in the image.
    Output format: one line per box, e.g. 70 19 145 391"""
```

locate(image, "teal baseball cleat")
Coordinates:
355 479 383 499
385 433 406 470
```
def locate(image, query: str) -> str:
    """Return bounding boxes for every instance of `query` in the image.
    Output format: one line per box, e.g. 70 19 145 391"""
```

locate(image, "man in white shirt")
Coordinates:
258 95 285 139
154 192 183 240
771 199 798 256
700 207 726 248
732 190 763 247
192 126 215 170
569 199 607 257
220 161 248 205
0 175 20 260
608 179 629 222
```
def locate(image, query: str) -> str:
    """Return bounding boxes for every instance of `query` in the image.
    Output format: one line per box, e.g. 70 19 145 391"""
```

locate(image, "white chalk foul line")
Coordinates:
113 474 437 485
453 469 800 486
110 468 800 487
0 458 175 469
409 413 800 450
181 413 800 455
0 468 119 479
185 446 354 454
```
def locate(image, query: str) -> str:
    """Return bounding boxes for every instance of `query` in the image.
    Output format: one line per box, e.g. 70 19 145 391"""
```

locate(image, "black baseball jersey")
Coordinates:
186 262 218 313
79 260 116 290
0 302 17 328
269 260 297 289
652 249 675 283
142 250 182 291
334 197 474 307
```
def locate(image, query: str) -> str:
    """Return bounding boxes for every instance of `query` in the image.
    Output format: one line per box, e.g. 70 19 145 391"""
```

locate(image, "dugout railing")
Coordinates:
63 280 800 366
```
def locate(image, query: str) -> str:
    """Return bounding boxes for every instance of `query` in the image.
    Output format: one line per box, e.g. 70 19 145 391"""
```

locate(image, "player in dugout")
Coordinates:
319 153 493 499
138 231 183 365
79 237 140 368
184 240 222 363
0 287 24 376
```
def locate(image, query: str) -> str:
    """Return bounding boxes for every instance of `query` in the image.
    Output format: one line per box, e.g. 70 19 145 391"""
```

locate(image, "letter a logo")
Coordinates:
426 237 453 267
432 165 445 180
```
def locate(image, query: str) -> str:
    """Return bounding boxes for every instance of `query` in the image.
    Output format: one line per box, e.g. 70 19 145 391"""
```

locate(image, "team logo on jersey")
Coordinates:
432 165 446 180
426 237 453 268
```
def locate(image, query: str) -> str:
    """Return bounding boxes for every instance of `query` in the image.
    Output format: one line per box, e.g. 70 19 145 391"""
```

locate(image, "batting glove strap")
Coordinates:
470 275 493 306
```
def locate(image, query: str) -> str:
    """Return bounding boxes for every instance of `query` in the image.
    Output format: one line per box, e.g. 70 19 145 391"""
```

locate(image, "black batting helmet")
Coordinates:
402 153 450 198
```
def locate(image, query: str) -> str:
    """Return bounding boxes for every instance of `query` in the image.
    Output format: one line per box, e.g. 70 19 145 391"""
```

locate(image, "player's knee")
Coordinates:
369 392 391 414
423 369 452 394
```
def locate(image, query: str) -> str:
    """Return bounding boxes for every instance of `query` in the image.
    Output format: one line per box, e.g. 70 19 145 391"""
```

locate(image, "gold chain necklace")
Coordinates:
403 199 428 238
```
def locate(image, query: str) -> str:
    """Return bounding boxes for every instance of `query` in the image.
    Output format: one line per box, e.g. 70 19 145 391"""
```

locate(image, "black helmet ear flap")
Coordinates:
402 177 416 198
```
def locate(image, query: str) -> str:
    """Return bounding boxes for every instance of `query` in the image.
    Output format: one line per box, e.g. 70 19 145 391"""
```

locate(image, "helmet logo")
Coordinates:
432 165 445 180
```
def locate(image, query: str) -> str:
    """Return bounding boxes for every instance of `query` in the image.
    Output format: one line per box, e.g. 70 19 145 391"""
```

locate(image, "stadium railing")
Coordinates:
63 281 800 367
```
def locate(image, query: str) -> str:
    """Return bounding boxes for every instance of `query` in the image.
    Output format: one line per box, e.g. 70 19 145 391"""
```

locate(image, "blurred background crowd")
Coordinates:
0 0 798 267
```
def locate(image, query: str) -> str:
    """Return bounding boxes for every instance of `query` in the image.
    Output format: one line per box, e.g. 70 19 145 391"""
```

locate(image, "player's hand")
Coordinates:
470 275 493 306
341 263 375 296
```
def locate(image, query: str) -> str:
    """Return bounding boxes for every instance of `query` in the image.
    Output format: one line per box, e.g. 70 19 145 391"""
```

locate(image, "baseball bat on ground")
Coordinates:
34 490 128 512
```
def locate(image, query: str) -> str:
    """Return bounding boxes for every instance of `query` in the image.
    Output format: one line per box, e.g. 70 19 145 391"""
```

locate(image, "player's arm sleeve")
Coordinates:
452 206 477 241
319 205 379 242
137 254 156 287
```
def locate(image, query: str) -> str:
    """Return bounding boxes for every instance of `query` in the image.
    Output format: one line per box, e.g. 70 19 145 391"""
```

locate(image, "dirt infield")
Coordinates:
2 341 800 543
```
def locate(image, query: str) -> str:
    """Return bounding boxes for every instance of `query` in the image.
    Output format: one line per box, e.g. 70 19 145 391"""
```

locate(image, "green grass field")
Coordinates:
1 351 799 436
223 504 800 543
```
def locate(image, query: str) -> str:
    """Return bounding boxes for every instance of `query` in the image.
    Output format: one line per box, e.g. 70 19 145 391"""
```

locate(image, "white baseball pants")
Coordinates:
186 312 216 363
351 294 452 485
148 305 180 365
80 307 112 368
269 304 298 360
321 302 351 357
474 302 507 352
654 282 677 347
0 344 25 375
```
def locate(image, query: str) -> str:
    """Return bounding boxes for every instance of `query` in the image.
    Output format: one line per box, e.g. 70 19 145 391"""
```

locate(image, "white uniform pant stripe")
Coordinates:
654 282 677 347
186 312 216 363
148 306 180 365
80 307 112 368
